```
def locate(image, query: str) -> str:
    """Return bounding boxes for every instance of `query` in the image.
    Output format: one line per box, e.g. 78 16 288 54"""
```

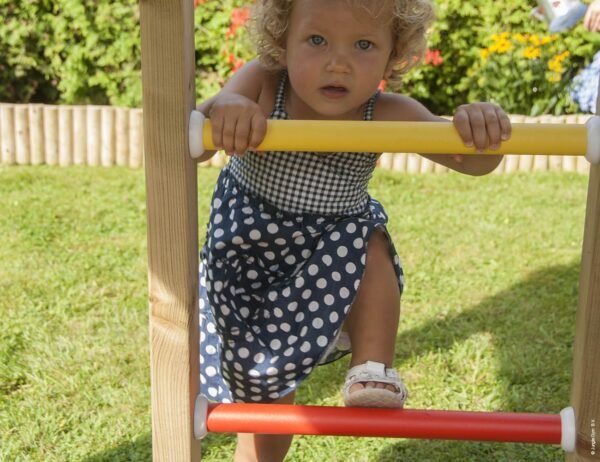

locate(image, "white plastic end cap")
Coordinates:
189 110 206 159
560 406 576 453
194 394 209 440
585 116 600 164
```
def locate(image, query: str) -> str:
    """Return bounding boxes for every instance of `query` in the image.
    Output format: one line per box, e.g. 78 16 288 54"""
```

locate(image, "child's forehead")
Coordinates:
290 0 393 27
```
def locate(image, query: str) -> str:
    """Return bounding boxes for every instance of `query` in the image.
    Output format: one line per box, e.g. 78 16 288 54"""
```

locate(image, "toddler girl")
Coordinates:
197 0 511 460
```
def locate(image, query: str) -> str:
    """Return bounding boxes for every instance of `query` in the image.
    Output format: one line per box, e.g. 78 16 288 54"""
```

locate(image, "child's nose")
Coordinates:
325 49 351 73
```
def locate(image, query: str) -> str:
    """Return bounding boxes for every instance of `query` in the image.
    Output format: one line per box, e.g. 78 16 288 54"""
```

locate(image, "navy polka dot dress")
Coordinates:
199 71 405 403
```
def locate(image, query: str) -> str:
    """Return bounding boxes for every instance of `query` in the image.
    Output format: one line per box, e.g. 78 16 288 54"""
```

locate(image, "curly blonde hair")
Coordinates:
251 0 435 90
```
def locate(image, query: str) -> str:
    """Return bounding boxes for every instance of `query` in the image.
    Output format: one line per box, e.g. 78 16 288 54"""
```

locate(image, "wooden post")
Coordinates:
129 108 144 168
567 88 600 462
43 106 59 166
101 107 115 167
86 106 101 166
394 153 408 173
115 107 130 167
140 0 200 461
15 105 31 165
58 106 73 167
29 104 45 165
73 106 87 166
379 152 393 170
1 104 16 165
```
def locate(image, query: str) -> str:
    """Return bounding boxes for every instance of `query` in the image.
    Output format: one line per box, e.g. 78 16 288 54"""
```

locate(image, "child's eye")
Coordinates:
309 35 326 46
356 40 373 50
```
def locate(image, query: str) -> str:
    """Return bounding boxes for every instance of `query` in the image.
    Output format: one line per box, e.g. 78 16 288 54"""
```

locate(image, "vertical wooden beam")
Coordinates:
139 0 200 461
567 90 600 461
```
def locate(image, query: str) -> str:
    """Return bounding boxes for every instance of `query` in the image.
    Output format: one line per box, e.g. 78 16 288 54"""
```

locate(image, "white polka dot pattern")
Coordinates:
198 172 404 403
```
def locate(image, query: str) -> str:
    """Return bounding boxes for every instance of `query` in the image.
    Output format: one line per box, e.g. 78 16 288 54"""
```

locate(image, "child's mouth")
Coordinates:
320 85 349 98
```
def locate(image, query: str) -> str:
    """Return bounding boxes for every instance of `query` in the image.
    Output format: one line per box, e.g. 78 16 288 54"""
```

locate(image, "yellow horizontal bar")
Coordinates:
203 120 587 156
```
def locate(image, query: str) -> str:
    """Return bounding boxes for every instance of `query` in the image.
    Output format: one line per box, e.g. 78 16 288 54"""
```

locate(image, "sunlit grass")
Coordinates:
0 165 587 461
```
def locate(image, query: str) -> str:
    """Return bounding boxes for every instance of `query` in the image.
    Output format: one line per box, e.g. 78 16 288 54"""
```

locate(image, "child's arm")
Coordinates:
376 94 511 176
195 59 270 162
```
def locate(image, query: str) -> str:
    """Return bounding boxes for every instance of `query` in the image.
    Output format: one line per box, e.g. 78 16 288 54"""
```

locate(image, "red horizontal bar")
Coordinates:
206 403 561 445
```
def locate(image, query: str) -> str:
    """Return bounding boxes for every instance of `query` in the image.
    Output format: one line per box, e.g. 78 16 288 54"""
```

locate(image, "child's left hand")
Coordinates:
452 103 512 155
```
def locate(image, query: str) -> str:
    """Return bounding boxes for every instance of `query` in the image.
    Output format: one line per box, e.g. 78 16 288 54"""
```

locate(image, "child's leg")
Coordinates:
344 229 401 394
234 391 296 462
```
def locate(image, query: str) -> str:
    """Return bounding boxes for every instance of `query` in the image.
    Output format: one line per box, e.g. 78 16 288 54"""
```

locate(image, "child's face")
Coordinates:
279 0 395 119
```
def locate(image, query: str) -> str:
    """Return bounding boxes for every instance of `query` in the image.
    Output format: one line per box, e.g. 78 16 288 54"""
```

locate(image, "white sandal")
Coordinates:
343 361 408 408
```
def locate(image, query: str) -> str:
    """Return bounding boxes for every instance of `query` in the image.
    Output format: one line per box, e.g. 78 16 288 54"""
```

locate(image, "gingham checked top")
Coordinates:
228 71 380 215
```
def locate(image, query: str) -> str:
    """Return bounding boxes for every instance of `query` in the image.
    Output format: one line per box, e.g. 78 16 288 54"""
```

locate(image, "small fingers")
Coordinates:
484 108 501 150
207 96 264 156
233 116 252 155
454 103 511 152
220 116 239 156
454 105 487 151
249 112 267 152
498 109 512 142
453 106 474 148
469 108 488 152
486 106 512 150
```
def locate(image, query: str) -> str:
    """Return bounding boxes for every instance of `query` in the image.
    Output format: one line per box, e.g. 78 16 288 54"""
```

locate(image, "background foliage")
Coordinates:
0 0 141 107
406 0 600 115
0 0 598 114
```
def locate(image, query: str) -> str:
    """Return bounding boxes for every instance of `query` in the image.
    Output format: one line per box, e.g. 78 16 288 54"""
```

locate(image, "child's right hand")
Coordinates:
206 93 267 156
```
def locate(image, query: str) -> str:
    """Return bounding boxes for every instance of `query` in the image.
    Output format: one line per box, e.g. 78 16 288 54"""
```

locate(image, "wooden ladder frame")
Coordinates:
139 1 600 460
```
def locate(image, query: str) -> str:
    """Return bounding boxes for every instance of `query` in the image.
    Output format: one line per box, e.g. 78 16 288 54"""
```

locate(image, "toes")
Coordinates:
349 383 365 393
349 381 399 393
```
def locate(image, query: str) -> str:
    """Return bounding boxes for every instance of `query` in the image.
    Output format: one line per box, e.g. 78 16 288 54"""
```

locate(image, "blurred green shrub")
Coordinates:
0 0 141 106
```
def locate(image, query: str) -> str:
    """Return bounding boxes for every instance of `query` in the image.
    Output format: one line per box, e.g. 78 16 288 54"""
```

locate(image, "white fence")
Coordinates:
0 103 592 173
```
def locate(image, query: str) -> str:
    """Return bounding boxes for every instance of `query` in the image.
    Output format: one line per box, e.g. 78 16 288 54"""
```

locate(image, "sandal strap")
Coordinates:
344 361 401 393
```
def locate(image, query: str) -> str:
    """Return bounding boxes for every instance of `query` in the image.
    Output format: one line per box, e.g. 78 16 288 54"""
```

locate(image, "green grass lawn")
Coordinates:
0 165 588 461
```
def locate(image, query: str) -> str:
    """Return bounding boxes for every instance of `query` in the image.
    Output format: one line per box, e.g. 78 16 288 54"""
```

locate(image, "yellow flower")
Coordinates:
522 46 541 60
548 51 570 73
540 35 556 45
513 33 527 43
495 40 513 53
547 74 561 83
480 48 490 60
528 35 542 46
548 59 565 73
489 34 513 53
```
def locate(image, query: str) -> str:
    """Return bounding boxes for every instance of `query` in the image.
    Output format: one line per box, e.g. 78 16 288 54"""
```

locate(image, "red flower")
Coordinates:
378 80 386 91
227 53 245 73
226 7 250 38
194 0 207 8
424 49 443 66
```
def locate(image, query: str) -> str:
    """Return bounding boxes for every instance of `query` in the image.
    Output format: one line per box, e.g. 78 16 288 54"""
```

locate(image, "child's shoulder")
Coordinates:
374 92 439 122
